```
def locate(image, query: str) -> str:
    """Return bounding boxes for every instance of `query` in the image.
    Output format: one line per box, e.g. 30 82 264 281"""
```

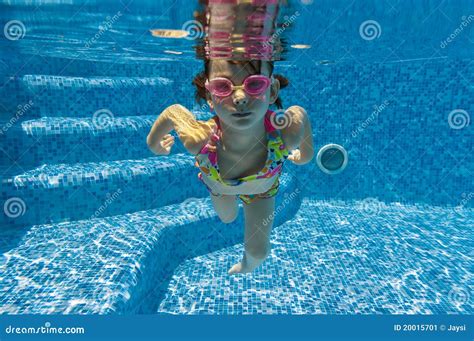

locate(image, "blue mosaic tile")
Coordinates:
156 197 473 315
0 173 300 314
0 111 211 170
15 75 172 118
1 154 207 228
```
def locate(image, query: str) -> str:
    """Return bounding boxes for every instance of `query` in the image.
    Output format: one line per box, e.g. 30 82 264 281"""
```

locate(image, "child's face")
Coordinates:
206 60 279 130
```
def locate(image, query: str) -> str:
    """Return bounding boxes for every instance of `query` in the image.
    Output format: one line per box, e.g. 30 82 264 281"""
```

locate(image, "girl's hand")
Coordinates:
288 149 302 164
151 134 175 155
288 148 313 165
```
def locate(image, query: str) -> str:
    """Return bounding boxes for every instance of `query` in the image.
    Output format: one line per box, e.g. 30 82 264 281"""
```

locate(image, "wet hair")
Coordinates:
192 60 289 109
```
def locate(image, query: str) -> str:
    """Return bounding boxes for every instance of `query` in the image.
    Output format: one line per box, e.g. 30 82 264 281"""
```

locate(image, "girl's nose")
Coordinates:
233 90 249 106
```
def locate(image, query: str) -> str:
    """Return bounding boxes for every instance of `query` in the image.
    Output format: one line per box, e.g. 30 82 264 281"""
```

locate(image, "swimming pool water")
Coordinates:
156 197 473 314
0 0 473 315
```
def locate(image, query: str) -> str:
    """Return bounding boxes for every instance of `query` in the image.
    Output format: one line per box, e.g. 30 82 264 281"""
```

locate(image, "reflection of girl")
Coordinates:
147 60 314 275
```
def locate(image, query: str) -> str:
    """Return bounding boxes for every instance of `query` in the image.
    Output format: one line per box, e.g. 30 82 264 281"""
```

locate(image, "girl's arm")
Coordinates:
280 105 314 165
147 104 216 155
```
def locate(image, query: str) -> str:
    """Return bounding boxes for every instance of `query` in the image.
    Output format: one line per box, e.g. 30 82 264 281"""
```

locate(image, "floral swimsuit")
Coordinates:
194 109 289 204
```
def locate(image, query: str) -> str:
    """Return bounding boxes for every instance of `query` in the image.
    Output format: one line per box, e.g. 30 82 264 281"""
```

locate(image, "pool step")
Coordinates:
0 111 213 169
0 173 302 314
0 153 206 229
0 75 178 120
1 115 156 169
0 54 200 84
1 115 173 167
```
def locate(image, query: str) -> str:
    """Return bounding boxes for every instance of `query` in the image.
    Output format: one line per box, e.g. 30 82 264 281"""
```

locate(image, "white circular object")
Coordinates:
316 144 348 174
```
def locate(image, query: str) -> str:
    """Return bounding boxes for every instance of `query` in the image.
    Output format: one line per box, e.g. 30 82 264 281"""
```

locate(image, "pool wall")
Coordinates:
1 56 472 229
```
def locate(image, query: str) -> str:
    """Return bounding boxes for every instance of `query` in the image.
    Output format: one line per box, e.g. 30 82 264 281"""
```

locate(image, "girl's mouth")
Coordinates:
232 112 252 118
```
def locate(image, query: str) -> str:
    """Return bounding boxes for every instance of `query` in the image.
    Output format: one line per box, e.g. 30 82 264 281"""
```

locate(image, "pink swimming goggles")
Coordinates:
205 75 272 97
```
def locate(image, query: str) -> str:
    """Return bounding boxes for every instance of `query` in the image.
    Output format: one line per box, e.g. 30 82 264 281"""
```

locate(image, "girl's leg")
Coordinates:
228 196 275 275
210 193 239 223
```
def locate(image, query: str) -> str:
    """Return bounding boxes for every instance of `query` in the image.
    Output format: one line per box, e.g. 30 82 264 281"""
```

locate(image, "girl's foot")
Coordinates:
228 253 267 275
228 261 251 275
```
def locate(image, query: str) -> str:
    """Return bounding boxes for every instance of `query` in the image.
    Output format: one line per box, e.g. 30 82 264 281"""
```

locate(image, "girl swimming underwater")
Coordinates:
147 59 314 275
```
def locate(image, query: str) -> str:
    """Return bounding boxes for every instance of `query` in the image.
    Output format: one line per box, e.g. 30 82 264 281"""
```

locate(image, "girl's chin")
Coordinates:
226 118 262 130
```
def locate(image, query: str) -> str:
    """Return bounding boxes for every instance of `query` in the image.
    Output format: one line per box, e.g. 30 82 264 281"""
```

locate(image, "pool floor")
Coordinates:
155 197 473 315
